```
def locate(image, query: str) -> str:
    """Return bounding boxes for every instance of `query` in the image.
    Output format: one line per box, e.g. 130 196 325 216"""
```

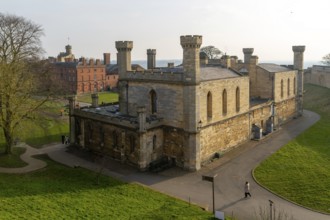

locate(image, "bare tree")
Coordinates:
321 53 330 65
0 13 51 154
200 45 223 59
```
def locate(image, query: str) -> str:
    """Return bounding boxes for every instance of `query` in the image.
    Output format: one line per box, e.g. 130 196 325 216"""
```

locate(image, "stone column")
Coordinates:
91 93 99 108
292 45 306 116
147 49 156 69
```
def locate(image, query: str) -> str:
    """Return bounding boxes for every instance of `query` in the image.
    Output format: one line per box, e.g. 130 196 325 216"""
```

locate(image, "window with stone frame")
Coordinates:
236 87 240 112
150 90 157 114
222 89 227 115
152 135 157 150
293 77 296 94
112 131 118 148
287 78 290 96
130 135 136 153
207 91 212 118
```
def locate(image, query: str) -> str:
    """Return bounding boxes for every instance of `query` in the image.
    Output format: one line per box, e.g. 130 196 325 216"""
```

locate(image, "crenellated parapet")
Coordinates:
292 46 305 53
180 35 202 48
120 70 184 83
115 41 133 51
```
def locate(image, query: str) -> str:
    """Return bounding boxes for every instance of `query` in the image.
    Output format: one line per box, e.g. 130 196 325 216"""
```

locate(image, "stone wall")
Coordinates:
200 113 249 162
163 127 185 167
275 98 296 124
127 81 184 128
305 65 330 88
273 71 297 103
200 76 250 124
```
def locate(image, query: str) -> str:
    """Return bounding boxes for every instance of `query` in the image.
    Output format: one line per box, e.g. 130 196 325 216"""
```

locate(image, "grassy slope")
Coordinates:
77 92 119 104
254 84 330 213
0 155 213 220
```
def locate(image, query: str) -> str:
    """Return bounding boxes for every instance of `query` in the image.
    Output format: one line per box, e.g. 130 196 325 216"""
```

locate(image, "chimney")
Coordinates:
96 59 101 66
222 55 231 68
89 58 94 66
103 53 110 65
230 56 238 69
168 63 174 68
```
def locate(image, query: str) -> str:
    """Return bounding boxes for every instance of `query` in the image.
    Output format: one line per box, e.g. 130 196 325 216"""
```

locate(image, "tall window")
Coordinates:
280 80 284 98
287 78 290 96
112 131 118 148
150 90 157 114
222 89 227 115
236 87 240 112
152 135 157 150
130 136 135 153
293 77 296 95
207 91 212 118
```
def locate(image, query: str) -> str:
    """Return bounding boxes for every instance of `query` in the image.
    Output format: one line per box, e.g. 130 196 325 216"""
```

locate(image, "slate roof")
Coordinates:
258 63 292 72
200 66 241 81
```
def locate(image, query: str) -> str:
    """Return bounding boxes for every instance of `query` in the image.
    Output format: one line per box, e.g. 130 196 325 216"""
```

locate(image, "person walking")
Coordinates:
245 181 251 198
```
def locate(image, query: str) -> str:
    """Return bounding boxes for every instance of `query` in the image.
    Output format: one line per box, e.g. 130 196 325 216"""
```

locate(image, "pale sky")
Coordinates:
1 0 330 65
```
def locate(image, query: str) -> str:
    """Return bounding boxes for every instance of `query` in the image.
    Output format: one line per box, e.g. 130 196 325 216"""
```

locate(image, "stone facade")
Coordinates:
69 35 305 171
305 65 330 88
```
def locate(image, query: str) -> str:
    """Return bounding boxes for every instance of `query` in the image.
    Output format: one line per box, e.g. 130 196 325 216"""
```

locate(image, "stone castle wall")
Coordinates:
274 71 297 102
305 65 330 88
200 76 250 124
275 98 296 124
127 81 184 128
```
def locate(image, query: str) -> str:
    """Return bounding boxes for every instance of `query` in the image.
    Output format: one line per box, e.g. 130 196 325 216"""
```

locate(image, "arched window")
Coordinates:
112 131 118 148
152 135 157 150
130 136 135 153
222 89 227 115
280 80 284 98
293 77 296 95
207 91 212 118
150 90 157 114
287 78 290 96
236 87 240 112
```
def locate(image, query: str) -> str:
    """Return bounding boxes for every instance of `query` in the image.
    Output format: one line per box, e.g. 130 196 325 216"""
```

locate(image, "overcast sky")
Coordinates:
1 0 329 64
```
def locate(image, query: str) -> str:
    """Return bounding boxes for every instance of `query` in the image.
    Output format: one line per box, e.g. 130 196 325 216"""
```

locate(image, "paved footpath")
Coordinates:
1 110 329 220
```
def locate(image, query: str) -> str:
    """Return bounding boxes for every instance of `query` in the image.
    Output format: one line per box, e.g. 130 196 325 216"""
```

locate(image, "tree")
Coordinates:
321 53 330 65
0 13 51 154
200 45 223 59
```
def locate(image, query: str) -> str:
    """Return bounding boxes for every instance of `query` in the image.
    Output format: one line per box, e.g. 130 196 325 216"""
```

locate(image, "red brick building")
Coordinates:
51 51 118 94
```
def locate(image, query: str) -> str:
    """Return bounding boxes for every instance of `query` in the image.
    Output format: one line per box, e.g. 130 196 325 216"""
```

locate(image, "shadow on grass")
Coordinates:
0 154 126 198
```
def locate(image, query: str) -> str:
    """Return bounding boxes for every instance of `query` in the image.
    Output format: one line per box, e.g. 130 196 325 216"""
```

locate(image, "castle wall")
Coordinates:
275 98 296 124
250 104 272 131
127 81 184 128
200 76 250 124
273 71 297 103
163 127 185 167
200 113 249 163
306 65 330 88
254 67 273 98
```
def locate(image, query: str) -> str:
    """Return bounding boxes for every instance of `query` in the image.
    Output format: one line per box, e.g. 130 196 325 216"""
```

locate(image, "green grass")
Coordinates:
77 92 119 104
0 99 69 150
0 155 214 220
0 147 27 168
254 84 330 213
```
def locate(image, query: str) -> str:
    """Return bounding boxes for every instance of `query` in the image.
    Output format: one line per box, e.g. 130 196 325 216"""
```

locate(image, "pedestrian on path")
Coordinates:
64 136 69 145
244 181 251 198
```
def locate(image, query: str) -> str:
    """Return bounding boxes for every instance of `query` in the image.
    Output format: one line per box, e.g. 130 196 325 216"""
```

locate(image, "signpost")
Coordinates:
202 174 217 214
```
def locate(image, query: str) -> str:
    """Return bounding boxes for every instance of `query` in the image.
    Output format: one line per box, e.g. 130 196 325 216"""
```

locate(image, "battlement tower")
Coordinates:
147 49 156 69
292 45 306 116
243 48 254 64
180 35 202 83
116 41 133 74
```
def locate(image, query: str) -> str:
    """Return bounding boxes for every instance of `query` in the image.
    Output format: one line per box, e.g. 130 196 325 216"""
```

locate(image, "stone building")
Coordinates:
305 65 330 88
69 35 305 171
57 45 75 62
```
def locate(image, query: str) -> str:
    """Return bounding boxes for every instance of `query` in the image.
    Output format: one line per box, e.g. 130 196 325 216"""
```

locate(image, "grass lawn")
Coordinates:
0 99 69 151
254 84 330 213
0 155 214 220
0 147 27 168
77 91 119 104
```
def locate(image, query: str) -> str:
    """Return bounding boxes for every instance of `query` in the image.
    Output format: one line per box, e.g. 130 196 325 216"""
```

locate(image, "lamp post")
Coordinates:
269 200 274 220
202 174 217 214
